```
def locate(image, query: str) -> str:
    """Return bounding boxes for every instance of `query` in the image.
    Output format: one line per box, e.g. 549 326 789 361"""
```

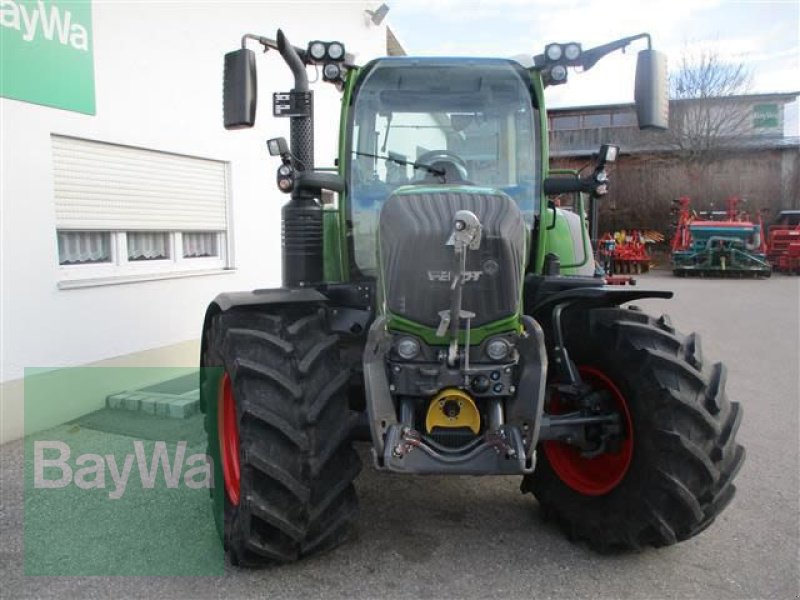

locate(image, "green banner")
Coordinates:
753 103 779 129
0 0 95 114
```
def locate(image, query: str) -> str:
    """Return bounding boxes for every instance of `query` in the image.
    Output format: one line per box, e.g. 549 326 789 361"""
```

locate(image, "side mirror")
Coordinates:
598 143 618 164
267 137 290 157
223 48 257 129
634 49 669 130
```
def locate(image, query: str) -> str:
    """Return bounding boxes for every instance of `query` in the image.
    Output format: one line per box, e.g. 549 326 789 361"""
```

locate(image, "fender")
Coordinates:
523 274 672 317
529 286 673 316
199 287 327 411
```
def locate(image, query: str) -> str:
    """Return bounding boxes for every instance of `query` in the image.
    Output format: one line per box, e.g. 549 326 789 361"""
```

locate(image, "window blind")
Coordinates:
52 135 228 231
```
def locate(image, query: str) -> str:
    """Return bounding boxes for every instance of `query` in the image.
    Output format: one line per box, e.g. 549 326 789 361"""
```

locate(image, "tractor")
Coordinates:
200 29 745 566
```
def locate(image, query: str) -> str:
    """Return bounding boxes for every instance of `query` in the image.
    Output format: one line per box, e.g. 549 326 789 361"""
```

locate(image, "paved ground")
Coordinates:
1 271 798 599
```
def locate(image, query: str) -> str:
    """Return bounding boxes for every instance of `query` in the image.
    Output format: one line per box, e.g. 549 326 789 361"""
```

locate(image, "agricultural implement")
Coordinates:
671 196 771 278
598 230 655 274
767 210 800 274
200 29 745 566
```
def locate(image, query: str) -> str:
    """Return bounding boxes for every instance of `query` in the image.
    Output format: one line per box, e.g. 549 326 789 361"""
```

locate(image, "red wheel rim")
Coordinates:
543 366 634 496
218 373 240 506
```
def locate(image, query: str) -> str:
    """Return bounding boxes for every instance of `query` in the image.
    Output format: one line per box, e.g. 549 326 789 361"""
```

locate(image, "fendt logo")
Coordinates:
427 270 483 283
0 0 89 51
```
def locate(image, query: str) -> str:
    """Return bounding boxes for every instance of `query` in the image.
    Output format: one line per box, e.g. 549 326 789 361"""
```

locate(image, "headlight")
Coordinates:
308 41 326 61
486 338 511 361
396 337 420 360
564 43 581 61
545 43 563 61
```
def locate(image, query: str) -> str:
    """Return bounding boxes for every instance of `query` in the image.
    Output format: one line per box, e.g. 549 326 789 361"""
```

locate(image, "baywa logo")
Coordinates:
0 0 89 51
34 441 213 500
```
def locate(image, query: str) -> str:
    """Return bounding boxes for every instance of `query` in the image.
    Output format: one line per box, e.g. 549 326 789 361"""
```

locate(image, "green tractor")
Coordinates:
200 30 744 566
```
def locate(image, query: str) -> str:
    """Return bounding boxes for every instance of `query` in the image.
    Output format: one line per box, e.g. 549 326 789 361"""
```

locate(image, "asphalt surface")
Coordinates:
1 271 798 599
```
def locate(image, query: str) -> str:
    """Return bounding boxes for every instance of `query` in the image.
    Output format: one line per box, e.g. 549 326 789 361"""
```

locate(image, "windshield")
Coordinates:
348 58 540 276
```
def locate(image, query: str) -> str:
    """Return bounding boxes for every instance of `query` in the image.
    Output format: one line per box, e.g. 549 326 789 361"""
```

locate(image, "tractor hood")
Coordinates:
379 186 527 331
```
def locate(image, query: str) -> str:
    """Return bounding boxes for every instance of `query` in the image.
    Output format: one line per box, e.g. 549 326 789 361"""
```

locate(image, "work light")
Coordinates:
327 42 345 61
308 41 326 61
545 43 563 61
564 43 581 61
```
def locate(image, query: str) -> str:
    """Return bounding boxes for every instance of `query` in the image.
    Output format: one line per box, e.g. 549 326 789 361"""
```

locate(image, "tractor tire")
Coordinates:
201 305 361 567
522 307 744 552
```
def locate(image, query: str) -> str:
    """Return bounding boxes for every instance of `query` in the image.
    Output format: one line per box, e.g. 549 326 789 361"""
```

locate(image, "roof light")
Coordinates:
564 43 581 61
308 41 326 61
545 44 563 62
327 42 345 61
550 65 567 82
322 63 342 82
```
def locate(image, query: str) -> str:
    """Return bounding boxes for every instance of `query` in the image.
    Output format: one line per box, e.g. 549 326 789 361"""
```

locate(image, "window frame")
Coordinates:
57 230 230 287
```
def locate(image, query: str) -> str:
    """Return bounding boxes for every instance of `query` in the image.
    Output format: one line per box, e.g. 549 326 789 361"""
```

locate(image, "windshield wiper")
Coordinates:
353 151 444 177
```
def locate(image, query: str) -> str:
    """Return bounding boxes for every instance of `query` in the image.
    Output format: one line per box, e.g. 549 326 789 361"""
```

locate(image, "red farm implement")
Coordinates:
598 229 658 275
767 210 800 274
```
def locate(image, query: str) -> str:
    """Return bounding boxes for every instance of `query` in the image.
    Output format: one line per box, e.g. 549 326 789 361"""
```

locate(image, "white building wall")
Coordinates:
0 2 387 437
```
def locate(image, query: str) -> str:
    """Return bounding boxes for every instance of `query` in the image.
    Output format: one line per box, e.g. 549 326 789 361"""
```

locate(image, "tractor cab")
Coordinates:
347 58 540 277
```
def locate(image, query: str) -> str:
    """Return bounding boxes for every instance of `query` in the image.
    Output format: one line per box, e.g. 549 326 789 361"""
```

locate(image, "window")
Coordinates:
57 231 111 265
52 136 231 286
611 111 637 127
583 113 611 128
128 232 171 261
183 232 219 258
349 59 539 276
552 115 580 130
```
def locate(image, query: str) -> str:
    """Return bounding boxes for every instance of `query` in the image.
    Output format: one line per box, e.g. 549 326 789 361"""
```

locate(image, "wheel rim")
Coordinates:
543 366 634 496
218 372 240 506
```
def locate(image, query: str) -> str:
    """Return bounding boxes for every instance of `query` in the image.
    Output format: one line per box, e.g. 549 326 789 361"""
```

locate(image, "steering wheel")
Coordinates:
415 150 469 183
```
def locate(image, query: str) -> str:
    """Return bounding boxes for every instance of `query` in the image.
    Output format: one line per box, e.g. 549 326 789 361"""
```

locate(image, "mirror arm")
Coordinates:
295 171 345 194
579 33 651 71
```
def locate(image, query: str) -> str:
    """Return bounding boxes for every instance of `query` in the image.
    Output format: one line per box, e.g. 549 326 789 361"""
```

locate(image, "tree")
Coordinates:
666 48 754 165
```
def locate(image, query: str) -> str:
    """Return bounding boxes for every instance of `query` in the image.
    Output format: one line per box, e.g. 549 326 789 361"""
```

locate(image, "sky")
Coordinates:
385 0 800 134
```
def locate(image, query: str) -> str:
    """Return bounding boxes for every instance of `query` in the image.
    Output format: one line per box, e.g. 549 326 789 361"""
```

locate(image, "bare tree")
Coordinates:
666 48 754 164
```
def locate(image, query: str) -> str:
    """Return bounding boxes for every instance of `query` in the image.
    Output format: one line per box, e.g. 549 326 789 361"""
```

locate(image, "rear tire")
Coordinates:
522 307 745 551
201 305 361 567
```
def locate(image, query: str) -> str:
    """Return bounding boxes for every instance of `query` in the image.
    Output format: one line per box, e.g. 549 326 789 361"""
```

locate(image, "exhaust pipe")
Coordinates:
276 30 322 288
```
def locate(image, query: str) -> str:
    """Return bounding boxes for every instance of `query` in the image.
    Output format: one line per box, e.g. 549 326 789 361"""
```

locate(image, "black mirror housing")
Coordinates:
598 143 619 164
223 48 257 129
634 49 669 130
267 137 289 157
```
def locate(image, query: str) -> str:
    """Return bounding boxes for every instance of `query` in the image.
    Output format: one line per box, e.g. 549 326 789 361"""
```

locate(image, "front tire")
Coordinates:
522 307 745 551
201 305 361 567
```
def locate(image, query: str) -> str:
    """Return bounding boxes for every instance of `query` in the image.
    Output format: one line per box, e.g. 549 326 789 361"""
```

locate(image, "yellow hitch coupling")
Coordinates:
425 388 481 434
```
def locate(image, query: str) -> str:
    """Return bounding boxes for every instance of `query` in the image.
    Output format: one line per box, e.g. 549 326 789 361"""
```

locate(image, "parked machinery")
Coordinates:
670 196 771 278
598 229 655 274
201 29 745 566
767 210 800 274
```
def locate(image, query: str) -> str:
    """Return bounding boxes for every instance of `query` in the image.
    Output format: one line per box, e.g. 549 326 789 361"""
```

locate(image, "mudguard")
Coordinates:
529 286 673 316
199 287 327 411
